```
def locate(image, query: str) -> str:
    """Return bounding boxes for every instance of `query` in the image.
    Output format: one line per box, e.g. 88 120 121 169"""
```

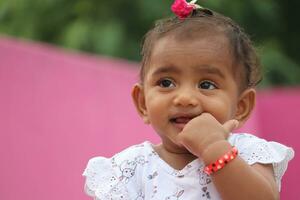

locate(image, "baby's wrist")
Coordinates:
200 140 232 165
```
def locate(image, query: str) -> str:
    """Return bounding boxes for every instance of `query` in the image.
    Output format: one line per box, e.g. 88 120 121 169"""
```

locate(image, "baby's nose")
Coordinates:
173 89 199 107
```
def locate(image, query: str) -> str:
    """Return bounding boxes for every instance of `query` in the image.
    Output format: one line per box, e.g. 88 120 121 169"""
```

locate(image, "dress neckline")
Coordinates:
142 141 203 176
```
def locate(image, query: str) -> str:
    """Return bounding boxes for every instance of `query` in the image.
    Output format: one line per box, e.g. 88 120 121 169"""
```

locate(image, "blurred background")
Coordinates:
0 0 299 200
0 0 300 86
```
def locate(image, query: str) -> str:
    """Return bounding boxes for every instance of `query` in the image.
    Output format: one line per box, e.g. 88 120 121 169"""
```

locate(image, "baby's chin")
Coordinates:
174 144 198 161
172 142 194 155
176 143 187 150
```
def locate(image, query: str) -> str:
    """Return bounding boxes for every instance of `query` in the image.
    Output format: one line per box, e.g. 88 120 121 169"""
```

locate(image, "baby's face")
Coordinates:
139 34 243 153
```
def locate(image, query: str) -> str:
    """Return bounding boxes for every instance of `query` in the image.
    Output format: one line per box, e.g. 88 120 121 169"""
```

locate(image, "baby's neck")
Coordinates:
153 143 198 170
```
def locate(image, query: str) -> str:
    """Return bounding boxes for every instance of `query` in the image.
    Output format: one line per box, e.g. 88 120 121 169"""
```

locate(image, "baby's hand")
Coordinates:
177 113 238 157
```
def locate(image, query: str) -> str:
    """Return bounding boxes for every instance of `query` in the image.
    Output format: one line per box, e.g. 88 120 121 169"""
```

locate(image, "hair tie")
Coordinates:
171 0 213 19
171 0 202 19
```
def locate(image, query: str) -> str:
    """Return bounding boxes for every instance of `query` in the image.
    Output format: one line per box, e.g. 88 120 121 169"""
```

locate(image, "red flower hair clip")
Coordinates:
171 0 202 19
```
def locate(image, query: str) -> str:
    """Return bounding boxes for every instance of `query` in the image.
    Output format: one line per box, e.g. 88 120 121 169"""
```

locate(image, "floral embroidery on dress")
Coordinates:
119 160 137 183
146 170 159 198
197 164 212 199
239 142 273 164
118 155 148 183
148 171 158 180
201 186 211 199
148 150 158 157
102 181 129 200
135 155 148 165
198 167 212 185
151 185 158 198
171 170 185 178
165 189 184 200
135 190 145 200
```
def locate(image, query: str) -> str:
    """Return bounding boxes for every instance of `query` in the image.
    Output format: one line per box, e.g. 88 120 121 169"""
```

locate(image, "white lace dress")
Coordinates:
83 133 294 200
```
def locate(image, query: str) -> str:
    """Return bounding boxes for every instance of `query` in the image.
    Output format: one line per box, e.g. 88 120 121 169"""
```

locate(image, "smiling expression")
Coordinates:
135 33 247 153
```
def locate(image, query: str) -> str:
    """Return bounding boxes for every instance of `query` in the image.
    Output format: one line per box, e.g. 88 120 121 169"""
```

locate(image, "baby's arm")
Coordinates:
177 113 279 200
202 140 279 200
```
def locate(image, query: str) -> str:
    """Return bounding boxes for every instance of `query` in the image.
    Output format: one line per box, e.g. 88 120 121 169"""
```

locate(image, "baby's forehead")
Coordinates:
157 32 231 50
163 18 229 40
152 37 231 64
154 22 235 55
151 32 235 66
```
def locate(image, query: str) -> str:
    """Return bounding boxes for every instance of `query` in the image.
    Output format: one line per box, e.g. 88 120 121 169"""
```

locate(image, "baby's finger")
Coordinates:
222 119 239 137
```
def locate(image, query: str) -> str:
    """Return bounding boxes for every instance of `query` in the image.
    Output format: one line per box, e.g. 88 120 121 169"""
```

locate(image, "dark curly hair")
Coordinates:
140 9 262 90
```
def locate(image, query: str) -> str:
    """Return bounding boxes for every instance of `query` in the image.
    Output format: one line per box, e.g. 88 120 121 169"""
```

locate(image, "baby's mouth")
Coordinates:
170 115 197 130
170 117 193 124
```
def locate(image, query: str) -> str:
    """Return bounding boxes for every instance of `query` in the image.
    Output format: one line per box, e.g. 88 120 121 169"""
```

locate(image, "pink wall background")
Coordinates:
0 36 298 199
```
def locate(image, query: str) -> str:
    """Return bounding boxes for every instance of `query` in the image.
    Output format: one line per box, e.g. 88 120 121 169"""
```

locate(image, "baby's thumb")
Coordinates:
223 119 239 134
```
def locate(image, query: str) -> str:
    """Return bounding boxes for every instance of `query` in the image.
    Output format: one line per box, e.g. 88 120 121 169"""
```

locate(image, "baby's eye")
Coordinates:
157 78 175 88
198 81 217 90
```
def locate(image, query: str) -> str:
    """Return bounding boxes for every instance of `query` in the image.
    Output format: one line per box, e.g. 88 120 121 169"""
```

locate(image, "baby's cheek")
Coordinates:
205 98 233 122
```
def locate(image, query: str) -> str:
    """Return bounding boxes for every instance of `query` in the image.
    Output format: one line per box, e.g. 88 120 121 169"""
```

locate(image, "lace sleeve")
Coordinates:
82 157 130 200
229 133 294 191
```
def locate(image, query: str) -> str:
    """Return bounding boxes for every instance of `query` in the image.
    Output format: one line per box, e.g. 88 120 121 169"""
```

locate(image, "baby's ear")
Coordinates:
235 88 256 128
131 83 150 124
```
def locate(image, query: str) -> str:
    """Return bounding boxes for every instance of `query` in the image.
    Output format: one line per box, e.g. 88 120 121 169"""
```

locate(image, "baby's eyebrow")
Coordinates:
151 66 181 76
151 65 225 79
194 65 225 79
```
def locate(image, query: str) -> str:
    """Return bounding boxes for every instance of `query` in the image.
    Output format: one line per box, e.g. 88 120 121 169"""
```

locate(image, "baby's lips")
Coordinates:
174 117 192 123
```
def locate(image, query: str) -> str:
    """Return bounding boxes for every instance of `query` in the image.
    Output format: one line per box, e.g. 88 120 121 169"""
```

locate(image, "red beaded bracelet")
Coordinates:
204 146 238 175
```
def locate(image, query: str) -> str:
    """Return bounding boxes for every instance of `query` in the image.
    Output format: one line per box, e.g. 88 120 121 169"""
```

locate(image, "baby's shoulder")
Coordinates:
229 133 292 151
228 133 264 146
229 133 294 190
82 141 153 199
228 133 294 161
84 141 152 173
